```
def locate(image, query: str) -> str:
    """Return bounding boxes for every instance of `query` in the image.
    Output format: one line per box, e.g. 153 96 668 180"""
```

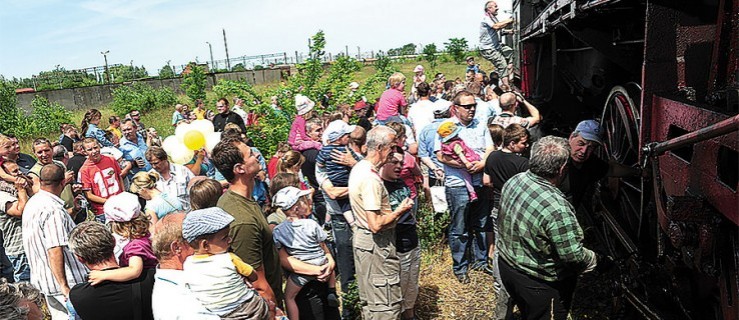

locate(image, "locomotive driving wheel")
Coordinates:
600 84 644 240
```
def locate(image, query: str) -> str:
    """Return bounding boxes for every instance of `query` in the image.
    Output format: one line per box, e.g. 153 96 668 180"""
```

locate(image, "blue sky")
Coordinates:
0 0 513 79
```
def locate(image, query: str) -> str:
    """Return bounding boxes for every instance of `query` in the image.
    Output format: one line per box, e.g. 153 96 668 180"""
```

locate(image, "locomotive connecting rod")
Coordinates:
643 114 739 156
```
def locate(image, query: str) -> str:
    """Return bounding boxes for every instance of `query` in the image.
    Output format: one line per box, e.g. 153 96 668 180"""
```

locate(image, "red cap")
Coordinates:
353 100 367 111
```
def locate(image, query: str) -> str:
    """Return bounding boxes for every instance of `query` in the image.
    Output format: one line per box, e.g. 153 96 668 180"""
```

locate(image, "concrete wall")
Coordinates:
16 68 285 112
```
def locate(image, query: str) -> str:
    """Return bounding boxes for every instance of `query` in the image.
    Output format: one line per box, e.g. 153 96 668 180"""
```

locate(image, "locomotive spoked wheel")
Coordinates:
596 84 665 319
600 84 644 238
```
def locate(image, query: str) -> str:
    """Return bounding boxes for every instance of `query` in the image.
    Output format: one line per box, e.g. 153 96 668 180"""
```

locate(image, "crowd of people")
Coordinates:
0 2 643 320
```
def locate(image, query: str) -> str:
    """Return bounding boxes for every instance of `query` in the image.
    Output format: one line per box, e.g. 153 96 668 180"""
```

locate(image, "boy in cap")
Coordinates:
272 186 338 320
438 121 482 201
181 207 269 319
316 120 362 224
466 56 481 74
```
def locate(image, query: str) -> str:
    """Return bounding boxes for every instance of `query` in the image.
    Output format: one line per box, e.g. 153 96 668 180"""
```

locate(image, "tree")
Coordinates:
388 43 417 56
159 64 176 78
423 43 438 69
232 63 247 72
444 38 469 64
181 62 207 102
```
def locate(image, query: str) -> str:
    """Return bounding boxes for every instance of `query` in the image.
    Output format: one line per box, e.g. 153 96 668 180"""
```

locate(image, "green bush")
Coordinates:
28 96 72 135
341 281 361 319
416 203 450 249
0 90 72 138
181 63 207 102
423 43 439 69
444 38 470 64
111 82 178 116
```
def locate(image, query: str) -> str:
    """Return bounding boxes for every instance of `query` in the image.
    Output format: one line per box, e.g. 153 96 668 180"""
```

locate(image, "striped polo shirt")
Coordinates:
22 189 88 295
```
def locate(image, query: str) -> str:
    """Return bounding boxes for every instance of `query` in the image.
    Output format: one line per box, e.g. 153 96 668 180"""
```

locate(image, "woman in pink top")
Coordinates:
376 72 408 124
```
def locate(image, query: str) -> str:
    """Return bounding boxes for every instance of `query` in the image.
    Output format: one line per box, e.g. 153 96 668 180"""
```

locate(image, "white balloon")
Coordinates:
174 123 192 142
161 135 180 154
205 132 222 154
169 143 195 165
191 119 215 136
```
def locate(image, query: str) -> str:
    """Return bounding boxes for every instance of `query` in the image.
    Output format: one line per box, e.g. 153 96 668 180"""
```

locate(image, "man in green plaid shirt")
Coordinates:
497 136 597 320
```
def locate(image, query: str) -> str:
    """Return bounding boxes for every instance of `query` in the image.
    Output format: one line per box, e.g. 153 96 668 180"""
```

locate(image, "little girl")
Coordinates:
288 94 322 151
437 122 481 202
411 65 426 97
88 192 158 285
272 186 338 320
182 207 269 319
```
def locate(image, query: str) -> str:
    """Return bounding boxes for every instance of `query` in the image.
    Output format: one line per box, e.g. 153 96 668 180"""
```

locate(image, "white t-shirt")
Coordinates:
407 99 436 141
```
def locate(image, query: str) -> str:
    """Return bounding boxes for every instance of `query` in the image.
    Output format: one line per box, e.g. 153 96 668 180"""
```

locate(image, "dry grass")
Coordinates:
416 246 498 319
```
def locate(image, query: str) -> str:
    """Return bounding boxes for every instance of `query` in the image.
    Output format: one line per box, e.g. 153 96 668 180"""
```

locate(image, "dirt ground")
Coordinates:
415 246 616 320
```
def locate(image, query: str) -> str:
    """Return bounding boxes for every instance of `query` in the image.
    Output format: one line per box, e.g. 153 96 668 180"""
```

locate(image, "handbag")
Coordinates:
430 180 448 213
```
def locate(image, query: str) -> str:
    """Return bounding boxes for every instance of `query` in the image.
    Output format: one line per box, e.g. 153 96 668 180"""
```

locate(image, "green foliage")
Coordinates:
181 63 207 102
253 65 265 71
341 281 361 319
292 31 327 101
444 38 470 64
159 64 176 79
416 203 450 249
212 80 291 156
111 82 178 116
106 65 149 82
28 96 73 135
317 55 361 108
0 84 72 138
388 43 417 56
232 63 247 72
423 43 439 69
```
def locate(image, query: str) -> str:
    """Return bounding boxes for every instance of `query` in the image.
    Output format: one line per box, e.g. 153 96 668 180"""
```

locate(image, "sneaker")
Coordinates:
456 273 470 284
327 292 340 307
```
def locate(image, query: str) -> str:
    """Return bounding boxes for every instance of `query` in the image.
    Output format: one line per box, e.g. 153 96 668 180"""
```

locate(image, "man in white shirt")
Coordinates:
22 163 87 320
145 146 194 211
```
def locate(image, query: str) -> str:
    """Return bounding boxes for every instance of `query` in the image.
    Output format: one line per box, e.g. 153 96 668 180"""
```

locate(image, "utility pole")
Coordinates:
357 46 361 59
222 29 231 71
206 42 214 71
101 50 110 84
345 45 349 57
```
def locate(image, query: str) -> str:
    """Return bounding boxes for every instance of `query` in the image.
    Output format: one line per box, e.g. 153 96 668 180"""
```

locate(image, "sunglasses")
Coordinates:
457 103 477 109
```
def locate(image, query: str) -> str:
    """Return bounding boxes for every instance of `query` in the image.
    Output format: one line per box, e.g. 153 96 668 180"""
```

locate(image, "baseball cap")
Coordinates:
353 100 368 111
574 120 604 145
104 192 141 222
324 120 356 143
437 122 462 143
182 207 235 243
466 56 475 61
295 94 315 116
413 65 424 73
272 187 312 211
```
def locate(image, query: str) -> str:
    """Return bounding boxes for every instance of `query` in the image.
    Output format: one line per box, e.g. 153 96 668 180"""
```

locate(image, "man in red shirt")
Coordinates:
79 138 123 222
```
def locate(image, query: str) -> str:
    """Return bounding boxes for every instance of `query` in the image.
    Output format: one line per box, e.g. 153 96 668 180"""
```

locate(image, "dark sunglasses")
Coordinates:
457 103 477 109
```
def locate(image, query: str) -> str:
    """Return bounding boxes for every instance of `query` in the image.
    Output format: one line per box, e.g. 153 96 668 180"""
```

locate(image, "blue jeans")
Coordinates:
0 236 13 282
446 186 491 275
7 254 30 282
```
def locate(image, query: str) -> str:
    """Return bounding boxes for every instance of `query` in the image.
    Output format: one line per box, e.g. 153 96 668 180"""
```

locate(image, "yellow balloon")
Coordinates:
183 130 206 150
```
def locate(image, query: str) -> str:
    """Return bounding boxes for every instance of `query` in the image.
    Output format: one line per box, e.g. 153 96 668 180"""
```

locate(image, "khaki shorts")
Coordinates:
480 46 514 77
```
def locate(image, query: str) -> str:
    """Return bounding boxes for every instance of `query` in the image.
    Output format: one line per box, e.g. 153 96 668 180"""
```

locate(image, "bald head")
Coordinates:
40 163 64 186
499 92 517 111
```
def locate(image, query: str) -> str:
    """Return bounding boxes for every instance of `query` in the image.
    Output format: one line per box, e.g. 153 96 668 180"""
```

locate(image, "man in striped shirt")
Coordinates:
22 163 87 320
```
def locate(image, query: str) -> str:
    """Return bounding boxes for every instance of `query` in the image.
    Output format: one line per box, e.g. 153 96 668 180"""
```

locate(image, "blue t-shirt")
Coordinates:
273 219 327 262
145 192 183 219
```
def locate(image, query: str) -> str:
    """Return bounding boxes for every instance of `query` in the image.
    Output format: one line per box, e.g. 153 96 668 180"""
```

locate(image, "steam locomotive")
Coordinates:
511 0 738 318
